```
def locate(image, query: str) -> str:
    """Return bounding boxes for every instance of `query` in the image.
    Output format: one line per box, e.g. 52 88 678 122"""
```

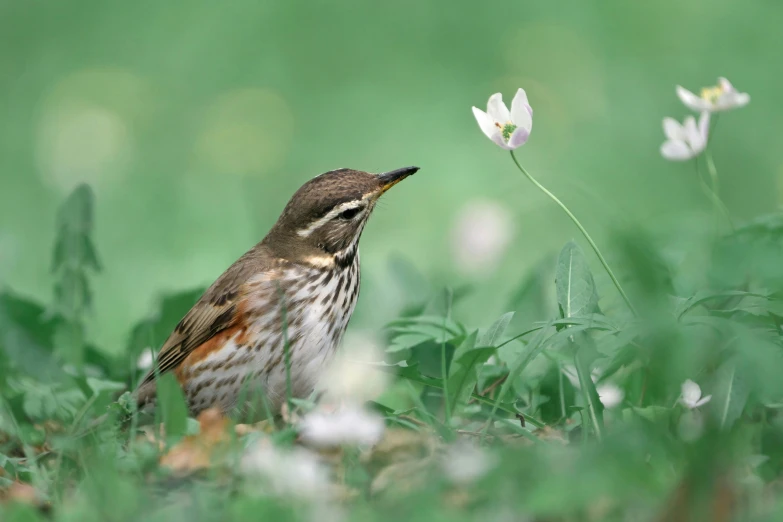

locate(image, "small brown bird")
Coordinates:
135 166 418 416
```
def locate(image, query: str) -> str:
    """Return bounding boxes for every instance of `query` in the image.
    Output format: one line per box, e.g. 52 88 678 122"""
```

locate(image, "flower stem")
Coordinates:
441 288 453 426
695 154 734 231
510 150 637 316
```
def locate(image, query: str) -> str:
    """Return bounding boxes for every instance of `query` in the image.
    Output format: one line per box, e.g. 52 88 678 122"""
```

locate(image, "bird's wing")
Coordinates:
135 249 276 402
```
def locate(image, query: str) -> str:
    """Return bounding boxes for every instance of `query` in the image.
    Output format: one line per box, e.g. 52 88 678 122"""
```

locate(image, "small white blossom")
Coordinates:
442 442 497 484
319 332 388 402
241 441 329 499
597 383 624 409
451 199 513 274
680 379 712 409
136 349 153 370
660 112 710 161
472 88 533 150
676 77 750 113
299 402 384 448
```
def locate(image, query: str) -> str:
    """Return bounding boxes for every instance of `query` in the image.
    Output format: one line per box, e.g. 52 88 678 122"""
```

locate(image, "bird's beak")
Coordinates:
378 166 419 194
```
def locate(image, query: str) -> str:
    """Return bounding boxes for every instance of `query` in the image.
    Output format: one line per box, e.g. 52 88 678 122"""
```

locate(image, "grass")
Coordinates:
3 161 783 521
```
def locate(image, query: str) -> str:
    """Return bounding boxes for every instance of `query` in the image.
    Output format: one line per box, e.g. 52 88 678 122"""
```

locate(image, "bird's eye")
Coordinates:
337 207 361 220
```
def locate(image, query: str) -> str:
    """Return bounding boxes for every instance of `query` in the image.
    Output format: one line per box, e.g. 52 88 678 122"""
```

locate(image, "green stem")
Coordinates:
705 152 720 196
702 151 734 231
441 288 453 426
510 151 637 316
694 152 734 230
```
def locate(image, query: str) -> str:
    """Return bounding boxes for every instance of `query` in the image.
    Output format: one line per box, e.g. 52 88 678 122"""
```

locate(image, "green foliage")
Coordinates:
51 184 101 367
5 186 783 520
155 372 188 441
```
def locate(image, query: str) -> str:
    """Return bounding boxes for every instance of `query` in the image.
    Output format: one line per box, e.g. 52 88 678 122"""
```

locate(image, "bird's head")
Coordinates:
264 166 419 268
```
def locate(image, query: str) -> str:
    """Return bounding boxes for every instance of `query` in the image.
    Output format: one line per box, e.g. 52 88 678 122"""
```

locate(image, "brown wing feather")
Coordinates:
135 245 275 404
140 293 239 385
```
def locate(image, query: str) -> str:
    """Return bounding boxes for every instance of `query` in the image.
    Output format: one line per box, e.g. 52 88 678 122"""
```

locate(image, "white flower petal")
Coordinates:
299 403 385 447
490 132 513 149
507 126 530 149
442 442 496 484
676 86 711 112
730 91 750 108
486 93 511 124
472 106 497 141
716 92 750 111
136 350 153 370
510 88 533 131
681 379 702 404
241 442 329 499
717 77 735 93
662 117 685 140
695 395 712 408
683 116 698 140
683 116 707 154
597 383 624 409
660 140 694 161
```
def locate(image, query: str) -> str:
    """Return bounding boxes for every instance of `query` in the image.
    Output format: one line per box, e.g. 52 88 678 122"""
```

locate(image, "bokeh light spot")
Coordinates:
196 88 294 177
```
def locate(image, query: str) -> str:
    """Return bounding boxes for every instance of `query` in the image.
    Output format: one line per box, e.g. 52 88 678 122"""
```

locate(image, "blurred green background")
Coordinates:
0 0 779 353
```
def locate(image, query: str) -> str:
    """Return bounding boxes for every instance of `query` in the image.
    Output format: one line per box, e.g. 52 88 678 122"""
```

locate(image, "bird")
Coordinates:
134 166 419 417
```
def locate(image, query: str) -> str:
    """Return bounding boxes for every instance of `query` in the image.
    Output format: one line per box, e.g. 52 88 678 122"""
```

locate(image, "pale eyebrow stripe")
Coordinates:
297 200 366 237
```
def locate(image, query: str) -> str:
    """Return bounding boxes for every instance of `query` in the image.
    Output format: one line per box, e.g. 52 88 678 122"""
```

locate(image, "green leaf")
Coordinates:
53 320 85 367
674 289 773 319
86 377 126 396
155 373 189 440
478 312 514 347
386 315 465 337
371 361 543 424
488 326 554 421
623 405 671 425
574 343 604 440
555 241 600 319
0 292 65 381
710 359 749 430
387 332 438 353
449 346 495 411
555 242 604 438
448 331 497 412
19 380 85 421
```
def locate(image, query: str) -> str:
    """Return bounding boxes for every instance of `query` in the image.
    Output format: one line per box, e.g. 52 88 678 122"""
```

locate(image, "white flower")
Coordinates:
442 442 497 484
676 77 750 113
472 88 533 150
318 332 388 402
241 441 329 499
660 112 710 161
451 199 513 274
299 402 384 448
136 349 153 370
680 379 712 409
597 383 624 409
